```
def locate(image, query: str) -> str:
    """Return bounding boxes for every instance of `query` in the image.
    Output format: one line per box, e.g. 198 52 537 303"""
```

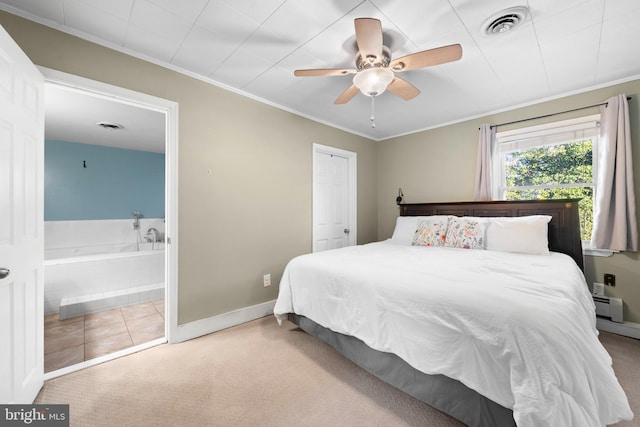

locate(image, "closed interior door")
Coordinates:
0 24 45 403
313 145 356 252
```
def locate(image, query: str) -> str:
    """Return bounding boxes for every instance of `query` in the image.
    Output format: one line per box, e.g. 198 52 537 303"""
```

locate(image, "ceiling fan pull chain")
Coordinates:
370 95 376 128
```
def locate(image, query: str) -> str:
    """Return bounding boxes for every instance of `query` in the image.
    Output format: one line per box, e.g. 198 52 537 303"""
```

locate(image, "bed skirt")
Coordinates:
288 313 515 427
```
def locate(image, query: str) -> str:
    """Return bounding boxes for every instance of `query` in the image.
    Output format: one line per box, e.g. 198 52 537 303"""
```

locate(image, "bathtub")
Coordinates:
44 242 165 318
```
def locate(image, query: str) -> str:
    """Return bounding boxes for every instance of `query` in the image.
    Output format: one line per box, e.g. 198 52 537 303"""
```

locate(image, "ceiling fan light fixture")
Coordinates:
293 17 462 108
353 67 394 97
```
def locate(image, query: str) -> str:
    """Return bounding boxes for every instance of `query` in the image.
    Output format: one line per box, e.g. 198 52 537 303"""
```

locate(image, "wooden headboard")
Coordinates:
399 199 584 271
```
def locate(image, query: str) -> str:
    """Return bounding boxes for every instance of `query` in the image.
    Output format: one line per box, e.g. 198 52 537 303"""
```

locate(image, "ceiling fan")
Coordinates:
294 18 463 106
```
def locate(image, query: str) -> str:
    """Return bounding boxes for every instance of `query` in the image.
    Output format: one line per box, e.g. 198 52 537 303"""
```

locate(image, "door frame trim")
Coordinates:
38 67 179 373
312 143 357 252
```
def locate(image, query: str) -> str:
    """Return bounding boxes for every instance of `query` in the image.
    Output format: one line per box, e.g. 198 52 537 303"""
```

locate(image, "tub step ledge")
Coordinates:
59 283 164 320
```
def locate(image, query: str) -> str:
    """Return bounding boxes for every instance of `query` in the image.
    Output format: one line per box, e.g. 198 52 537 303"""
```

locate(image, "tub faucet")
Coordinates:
146 227 160 243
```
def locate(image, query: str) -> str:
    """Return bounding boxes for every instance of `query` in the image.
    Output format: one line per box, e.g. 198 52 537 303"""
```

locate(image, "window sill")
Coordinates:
582 241 616 257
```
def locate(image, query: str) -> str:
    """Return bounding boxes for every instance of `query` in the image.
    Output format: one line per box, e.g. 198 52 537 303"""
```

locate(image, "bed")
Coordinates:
274 199 633 426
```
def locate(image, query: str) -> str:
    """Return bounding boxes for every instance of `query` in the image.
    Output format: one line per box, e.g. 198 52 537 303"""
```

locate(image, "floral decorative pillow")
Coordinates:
444 217 486 249
412 218 448 247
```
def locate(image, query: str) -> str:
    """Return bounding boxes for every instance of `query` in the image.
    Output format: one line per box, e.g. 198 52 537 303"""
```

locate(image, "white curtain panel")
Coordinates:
591 94 638 251
474 123 495 201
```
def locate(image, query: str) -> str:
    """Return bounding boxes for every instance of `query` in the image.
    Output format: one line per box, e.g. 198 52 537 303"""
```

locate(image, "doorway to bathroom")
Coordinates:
40 68 178 378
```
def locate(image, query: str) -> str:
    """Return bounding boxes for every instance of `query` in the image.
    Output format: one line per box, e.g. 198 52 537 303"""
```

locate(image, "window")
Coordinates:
494 115 599 241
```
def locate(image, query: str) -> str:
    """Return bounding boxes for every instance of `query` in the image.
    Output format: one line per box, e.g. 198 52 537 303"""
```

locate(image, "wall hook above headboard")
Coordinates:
396 188 404 205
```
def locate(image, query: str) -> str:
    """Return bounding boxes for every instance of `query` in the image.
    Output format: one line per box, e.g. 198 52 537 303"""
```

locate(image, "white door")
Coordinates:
0 25 45 403
312 144 356 252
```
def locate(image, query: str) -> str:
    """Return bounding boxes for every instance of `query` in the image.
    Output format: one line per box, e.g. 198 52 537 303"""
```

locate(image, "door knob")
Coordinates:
0 268 10 279
344 228 350 234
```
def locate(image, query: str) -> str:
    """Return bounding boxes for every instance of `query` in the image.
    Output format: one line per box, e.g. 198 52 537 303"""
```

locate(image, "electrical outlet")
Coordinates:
263 273 271 287
593 282 605 296
604 273 616 287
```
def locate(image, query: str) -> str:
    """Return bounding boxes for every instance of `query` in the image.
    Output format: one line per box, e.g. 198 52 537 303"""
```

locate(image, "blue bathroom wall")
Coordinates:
45 140 165 220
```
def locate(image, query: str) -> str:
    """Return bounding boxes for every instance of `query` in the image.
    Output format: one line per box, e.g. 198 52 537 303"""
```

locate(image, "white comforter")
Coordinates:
274 241 633 427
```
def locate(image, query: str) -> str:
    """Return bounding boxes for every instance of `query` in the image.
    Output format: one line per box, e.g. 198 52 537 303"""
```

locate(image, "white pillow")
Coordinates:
486 215 552 255
390 216 419 244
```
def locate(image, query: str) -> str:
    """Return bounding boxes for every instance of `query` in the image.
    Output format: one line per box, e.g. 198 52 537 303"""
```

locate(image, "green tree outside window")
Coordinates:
503 140 594 240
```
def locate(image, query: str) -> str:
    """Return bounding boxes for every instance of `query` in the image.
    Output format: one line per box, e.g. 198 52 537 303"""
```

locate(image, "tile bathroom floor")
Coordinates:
44 300 165 373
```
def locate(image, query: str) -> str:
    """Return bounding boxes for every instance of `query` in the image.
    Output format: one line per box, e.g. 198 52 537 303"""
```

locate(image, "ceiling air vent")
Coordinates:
96 121 123 130
483 7 529 35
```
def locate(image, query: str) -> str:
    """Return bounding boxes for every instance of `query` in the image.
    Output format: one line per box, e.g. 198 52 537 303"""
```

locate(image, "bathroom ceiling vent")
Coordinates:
96 121 123 130
483 7 529 35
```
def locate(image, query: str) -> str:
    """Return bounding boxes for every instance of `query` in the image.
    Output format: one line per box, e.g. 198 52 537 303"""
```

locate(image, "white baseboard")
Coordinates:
174 300 276 343
596 318 640 340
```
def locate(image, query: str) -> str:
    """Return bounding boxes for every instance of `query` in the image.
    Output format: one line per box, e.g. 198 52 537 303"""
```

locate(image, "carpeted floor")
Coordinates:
35 316 638 427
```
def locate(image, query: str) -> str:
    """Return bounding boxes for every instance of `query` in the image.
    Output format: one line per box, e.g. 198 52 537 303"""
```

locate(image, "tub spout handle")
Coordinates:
0 268 9 279
146 227 161 243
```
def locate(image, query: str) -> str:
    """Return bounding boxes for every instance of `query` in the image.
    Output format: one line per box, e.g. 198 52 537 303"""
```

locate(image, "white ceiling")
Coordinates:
3 0 640 142
45 84 166 153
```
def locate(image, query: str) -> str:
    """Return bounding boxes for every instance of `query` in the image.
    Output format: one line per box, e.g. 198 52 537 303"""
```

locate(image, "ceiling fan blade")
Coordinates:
334 85 360 104
390 44 462 72
294 68 356 77
387 77 420 100
354 18 383 61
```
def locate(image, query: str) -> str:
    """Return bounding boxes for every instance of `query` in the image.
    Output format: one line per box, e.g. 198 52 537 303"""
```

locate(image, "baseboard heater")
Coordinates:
593 295 623 323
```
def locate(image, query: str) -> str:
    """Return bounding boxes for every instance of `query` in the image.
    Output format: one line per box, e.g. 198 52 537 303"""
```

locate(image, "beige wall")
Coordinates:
0 12 378 325
378 79 640 323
